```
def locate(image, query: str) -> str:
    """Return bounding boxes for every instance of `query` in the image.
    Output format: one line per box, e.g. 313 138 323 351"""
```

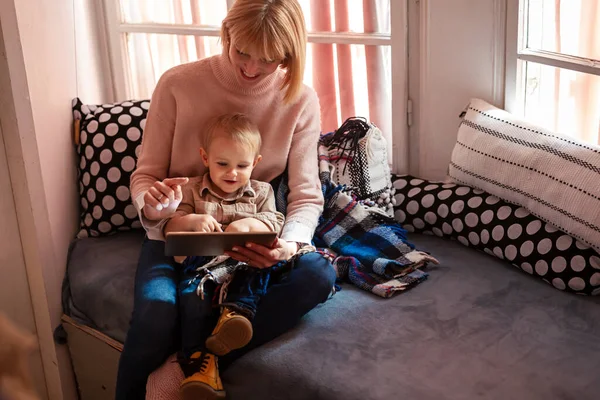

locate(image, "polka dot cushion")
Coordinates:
392 175 600 295
72 98 149 237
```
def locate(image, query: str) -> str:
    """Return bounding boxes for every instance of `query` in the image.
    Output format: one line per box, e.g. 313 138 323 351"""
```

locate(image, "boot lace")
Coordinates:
176 351 210 377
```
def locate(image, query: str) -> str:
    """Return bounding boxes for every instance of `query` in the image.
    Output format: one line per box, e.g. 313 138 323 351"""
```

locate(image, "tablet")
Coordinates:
164 231 278 256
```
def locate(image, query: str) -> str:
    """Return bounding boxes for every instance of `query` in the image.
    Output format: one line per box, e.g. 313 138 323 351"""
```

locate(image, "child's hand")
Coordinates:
142 177 189 221
225 218 270 233
189 214 223 232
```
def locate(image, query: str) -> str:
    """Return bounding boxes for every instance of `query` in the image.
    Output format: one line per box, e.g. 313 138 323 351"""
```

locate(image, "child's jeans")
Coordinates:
220 265 275 319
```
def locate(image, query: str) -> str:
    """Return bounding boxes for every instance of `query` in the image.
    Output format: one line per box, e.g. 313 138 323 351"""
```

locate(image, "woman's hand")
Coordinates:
225 238 298 269
142 177 189 221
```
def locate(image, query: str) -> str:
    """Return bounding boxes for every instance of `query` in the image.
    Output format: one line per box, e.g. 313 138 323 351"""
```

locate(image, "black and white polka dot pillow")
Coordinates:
392 175 600 295
73 98 149 238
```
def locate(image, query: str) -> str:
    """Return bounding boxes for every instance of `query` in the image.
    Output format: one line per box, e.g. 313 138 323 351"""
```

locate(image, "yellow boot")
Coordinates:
205 307 253 356
179 352 226 400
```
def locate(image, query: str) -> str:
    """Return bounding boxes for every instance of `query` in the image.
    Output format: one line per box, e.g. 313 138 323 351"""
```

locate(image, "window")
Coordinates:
103 0 408 171
506 0 600 144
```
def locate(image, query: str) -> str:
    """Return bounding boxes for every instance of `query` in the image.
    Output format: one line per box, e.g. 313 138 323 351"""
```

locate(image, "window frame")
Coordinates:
101 0 409 174
505 0 600 116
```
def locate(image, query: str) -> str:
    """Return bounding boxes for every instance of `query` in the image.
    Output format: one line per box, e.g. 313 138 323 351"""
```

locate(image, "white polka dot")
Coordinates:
481 210 494 224
505 245 517 260
552 278 566 290
424 184 439 191
451 200 464 214
81 104 90 114
537 238 552 255
467 196 483 208
82 172 91 186
570 255 586 272
576 241 590 250
125 204 138 219
86 188 96 202
520 241 534 257
484 248 494 256
407 200 420 215
455 187 470 196
121 156 136 172
87 120 98 133
452 219 463 232
127 127 141 141
79 182 84 194
438 190 452 200
421 194 435 208
591 256 600 270
118 114 132 126
106 123 119 136
404 224 415 232
497 206 512 220
100 149 113 164
545 223 558 233
481 229 490 244
458 236 469 246
492 225 504 241
493 247 504 259
85 145 94 160
526 220 542 235
84 213 93 227
442 183 456 189
424 212 437 225
591 273 600 286
568 277 585 291
514 207 530 218
507 224 522 240
110 106 124 114
413 218 425 230
408 187 422 197
130 106 143 117
410 178 424 186
114 138 128 153
80 198 88 210
98 113 110 123
395 210 406 223
73 110 82 120
135 145 142 158
102 195 116 210
90 230 99 237
90 162 100 176
92 205 103 219
140 119 146 130
473 188 484 194
95 177 107 192
465 213 479 227
395 194 405 205
551 256 567 273
437 204 449 218
442 222 453 235
485 195 500 205
433 227 443 237
122 101 134 107
111 214 125 226
101 104 113 108
555 235 573 251
92 133 106 147
80 131 87 144
107 167 122 183
468 232 480 246
535 260 548 276
98 221 112 233
521 262 533 274
141 101 150 110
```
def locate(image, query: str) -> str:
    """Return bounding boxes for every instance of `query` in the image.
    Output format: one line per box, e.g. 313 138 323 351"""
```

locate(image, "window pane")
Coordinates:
526 0 600 61
125 33 222 99
120 0 227 25
523 61 600 144
299 0 390 34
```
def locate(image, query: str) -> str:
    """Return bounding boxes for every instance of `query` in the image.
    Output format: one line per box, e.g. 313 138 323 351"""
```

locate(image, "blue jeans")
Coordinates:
115 238 336 400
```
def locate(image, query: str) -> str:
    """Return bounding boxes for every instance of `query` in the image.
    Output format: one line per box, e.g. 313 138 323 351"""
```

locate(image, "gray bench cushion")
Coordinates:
64 232 600 399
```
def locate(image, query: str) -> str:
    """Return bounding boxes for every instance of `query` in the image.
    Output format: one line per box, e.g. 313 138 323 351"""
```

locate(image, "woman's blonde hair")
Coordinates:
221 0 307 103
203 113 262 157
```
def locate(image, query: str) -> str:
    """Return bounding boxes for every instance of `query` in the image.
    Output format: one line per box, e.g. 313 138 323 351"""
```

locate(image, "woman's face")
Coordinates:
228 39 282 87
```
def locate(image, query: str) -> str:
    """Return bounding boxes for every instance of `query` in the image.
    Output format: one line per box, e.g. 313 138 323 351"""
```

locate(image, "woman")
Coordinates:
115 1 336 399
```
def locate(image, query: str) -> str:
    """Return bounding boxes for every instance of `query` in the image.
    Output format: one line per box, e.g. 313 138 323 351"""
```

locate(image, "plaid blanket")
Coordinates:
315 144 438 298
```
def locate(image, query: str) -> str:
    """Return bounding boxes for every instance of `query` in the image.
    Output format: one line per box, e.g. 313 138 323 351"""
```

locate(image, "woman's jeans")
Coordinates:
115 238 336 400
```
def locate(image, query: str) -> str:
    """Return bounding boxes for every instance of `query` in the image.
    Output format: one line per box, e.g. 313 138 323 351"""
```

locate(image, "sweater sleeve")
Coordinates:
280 88 324 244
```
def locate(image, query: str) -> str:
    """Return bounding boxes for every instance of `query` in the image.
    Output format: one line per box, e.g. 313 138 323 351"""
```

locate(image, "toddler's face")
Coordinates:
201 134 260 196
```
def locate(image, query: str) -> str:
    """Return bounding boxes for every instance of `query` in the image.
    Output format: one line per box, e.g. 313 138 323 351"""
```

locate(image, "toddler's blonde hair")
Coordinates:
203 113 262 157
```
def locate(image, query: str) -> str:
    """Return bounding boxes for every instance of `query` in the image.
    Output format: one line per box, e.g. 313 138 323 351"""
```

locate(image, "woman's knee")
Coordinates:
294 252 337 299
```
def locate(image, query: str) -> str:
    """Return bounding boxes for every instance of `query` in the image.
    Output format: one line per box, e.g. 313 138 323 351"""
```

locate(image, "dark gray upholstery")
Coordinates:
64 231 600 399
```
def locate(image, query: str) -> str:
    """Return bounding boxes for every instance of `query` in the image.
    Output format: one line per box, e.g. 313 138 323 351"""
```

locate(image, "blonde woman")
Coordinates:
116 1 336 399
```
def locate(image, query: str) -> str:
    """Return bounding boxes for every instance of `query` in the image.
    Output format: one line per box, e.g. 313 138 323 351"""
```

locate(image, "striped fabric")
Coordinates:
449 98 600 252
